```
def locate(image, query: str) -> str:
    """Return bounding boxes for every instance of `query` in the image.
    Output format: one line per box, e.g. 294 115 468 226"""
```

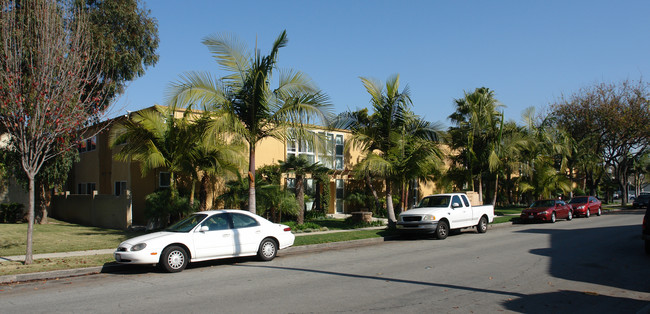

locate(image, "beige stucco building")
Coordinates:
54 106 443 228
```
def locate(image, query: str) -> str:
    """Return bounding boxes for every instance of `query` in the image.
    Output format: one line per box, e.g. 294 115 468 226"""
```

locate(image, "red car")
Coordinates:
520 199 573 223
568 196 602 218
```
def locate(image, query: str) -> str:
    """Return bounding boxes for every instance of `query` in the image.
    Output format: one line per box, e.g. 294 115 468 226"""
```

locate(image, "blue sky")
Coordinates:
118 0 650 126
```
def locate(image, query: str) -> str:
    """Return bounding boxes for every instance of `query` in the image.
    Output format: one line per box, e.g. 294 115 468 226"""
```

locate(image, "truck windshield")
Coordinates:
417 196 450 208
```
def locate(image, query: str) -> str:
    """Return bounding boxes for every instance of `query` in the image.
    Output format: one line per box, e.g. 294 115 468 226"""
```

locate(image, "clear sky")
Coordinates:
118 0 650 126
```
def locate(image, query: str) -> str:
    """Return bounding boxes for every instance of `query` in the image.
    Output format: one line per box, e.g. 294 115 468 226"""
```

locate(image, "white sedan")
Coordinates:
114 210 295 272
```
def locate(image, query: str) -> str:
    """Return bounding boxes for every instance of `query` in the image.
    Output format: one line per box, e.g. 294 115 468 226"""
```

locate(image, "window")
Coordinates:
78 182 95 195
286 178 296 189
159 172 171 188
78 136 97 153
114 181 127 196
231 213 260 229
335 134 344 170
201 214 230 231
335 179 344 213
461 195 470 207
286 131 344 169
452 195 462 207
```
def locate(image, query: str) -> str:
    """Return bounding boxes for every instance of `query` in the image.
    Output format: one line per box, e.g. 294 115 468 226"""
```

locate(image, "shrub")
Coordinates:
145 189 198 229
0 203 25 223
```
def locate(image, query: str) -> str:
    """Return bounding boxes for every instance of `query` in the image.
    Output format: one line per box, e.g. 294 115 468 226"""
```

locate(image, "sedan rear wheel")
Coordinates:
597 207 602 216
160 245 188 273
258 238 278 261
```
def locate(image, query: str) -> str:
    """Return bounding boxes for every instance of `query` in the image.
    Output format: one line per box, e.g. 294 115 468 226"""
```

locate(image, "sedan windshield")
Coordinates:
530 200 555 208
417 196 450 208
165 214 207 232
569 197 588 204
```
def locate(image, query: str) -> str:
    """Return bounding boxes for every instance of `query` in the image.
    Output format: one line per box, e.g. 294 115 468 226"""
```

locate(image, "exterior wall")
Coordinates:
51 191 132 229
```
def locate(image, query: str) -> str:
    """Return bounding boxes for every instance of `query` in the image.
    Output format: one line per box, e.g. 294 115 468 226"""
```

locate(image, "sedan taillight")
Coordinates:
283 227 292 232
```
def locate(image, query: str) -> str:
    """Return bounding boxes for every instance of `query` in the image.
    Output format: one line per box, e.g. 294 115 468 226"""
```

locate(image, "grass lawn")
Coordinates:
0 219 143 257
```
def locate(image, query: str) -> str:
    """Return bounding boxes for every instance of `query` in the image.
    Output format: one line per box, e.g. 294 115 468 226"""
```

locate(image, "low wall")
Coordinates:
51 191 132 230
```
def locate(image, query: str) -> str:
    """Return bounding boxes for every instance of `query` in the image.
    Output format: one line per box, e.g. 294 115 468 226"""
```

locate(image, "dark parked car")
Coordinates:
568 196 602 218
633 194 650 209
641 205 650 255
520 199 573 223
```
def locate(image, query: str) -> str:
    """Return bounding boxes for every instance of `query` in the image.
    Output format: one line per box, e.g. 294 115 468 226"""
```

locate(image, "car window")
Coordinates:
569 197 588 204
165 214 207 232
461 195 470 207
231 213 260 229
452 195 462 207
417 196 450 208
531 200 554 207
202 214 230 231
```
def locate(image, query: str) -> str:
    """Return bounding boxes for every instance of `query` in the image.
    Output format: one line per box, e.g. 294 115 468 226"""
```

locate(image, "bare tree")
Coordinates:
0 0 108 264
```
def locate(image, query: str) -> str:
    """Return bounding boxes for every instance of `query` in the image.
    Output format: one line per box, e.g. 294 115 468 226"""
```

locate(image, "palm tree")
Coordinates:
448 87 503 202
394 110 445 210
110 106 243 208
488 121 529 205
346 74 439 226
167 30 332 214
279 155 320 224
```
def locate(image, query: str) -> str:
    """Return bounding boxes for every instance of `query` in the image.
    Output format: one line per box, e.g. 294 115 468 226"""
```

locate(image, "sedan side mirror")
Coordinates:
197 225 209 232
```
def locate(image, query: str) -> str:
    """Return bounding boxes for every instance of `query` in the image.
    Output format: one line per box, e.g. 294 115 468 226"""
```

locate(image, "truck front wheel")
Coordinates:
476 216 488 233
435 220 449 240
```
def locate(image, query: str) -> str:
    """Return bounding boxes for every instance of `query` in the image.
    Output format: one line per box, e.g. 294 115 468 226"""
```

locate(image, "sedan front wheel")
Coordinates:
160 245 188 273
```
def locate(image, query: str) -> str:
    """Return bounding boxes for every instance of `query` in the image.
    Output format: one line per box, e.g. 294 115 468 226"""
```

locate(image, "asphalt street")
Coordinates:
1 210 649 313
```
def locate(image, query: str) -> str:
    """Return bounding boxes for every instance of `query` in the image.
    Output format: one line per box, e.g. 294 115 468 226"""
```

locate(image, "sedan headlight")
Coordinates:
422 214 436 221
538 210 548 215
577 205 585 210
130 243 147 251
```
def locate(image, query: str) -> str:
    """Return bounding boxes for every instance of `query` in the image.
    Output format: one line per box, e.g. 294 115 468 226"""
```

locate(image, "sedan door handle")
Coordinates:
223 234 230 238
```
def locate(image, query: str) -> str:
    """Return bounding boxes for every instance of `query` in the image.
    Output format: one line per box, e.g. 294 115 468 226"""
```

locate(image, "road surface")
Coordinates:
1 210 649 313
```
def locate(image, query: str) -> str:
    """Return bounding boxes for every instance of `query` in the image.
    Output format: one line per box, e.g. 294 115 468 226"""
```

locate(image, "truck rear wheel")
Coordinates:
476 216 488 233
435 220 449 240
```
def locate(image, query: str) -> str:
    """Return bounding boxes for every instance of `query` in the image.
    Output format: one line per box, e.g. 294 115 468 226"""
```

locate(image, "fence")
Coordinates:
51 190 132 230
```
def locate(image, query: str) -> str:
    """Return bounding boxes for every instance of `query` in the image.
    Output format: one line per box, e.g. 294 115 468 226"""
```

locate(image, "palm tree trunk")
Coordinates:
248 143 256 214
296 174 305 224
492 174 499 205
385 179 396 227
478 175 483 203
364 173 381 212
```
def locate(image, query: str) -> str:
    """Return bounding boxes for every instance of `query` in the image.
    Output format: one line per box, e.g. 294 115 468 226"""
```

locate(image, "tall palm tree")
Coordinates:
167 30 332 214
347 74 440 225
449 87 503 202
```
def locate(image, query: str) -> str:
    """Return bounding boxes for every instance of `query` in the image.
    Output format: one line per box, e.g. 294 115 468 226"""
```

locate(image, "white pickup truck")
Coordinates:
396 193 494 239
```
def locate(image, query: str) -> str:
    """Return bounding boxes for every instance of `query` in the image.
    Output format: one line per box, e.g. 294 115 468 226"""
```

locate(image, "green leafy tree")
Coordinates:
168 30 332 214
75 0 159 101
0 0 111 264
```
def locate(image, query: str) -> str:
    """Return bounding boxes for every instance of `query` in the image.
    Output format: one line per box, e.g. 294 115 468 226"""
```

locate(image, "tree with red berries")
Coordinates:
0 0 109 264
